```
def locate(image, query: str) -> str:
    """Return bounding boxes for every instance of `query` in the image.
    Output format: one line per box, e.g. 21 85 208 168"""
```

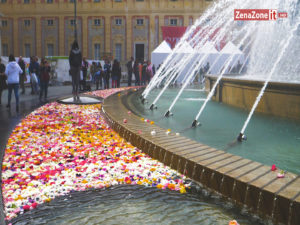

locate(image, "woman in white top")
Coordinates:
5 54 23 112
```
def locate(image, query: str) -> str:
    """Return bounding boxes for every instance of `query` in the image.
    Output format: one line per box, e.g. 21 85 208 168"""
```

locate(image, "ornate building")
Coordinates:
0 0 212 62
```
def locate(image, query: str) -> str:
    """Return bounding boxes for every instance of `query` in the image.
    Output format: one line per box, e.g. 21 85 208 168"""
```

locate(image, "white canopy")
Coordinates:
151 41 172 68
213 41 244 74
220 41 243 54
199 41 219 54
175 41 194 54
152 40 172 53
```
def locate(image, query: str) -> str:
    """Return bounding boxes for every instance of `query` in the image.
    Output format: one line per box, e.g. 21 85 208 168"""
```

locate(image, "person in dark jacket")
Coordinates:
133 60 139 86
141 60 147 85
69 40 82 101
29 56 40 94
94 62 103 90
81 57 88 91
0 58 7 105
111 59 121 88
103 60 111 89
18 56 26 94
39 57 51 102
126 57 134 86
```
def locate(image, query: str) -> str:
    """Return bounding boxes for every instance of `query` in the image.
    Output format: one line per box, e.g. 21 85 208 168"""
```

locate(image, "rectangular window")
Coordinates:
115 18 122 25
1 0 7 3
47 44 54 56
2 20 7 27
94 19 101 26
115 0 122 2
94 44 101 60
47 0 53 3
47 19 54 26
70 19 76 26
2 44 8 56
136 19 144 25
170 19 177 26
136 0 144 1
94 0 100 2
24 19 31 27
24 0 30 3
25 44 31 57
115 44 122 61
70 0 75 3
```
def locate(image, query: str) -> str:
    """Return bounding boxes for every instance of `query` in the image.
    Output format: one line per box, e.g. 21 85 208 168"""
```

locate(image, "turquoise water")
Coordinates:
128 87 300 174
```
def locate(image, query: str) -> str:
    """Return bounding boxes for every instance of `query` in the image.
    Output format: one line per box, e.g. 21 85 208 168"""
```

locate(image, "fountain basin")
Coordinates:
102 89 300 225
206 75 300 121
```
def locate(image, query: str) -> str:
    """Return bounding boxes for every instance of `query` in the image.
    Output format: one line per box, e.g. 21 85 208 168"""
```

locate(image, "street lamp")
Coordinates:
74 0 77 41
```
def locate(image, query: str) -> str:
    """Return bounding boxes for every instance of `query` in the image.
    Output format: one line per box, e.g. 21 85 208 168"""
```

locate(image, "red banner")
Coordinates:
162 26 227 51
162 26 187 49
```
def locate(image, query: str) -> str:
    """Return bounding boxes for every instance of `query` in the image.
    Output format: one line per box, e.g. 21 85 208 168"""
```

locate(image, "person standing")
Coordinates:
152 64 156 77
146 61 153 84
29 56 40 94
0 58 7 105
69 40 82 101
5 54 23 112
39 58 51 102
133 60 139 86
18 56 26 94
94 62 103 90
103 60 111 89
141 60 147 85
90 62 96 85
138 60 143 85
81 57 88 91
111 59 121 88
126 57 134 86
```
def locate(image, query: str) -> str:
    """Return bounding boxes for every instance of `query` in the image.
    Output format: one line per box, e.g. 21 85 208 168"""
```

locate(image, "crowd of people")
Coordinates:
0 40 156 109
0 54 51 112
69 40 155 101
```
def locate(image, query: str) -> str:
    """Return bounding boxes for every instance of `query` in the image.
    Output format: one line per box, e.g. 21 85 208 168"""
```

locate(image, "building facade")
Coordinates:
0 0 212 63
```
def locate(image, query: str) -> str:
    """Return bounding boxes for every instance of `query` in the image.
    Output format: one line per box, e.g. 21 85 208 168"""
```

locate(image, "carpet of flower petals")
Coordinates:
2 88 188 221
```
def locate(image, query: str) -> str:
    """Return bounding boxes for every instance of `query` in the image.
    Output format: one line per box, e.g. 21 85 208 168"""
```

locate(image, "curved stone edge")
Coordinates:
102 89 300 225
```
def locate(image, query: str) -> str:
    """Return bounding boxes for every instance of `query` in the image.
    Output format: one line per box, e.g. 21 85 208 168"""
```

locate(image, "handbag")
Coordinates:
31 73 38 84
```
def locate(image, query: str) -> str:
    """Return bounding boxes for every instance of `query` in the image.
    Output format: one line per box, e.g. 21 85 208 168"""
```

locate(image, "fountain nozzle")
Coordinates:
141 98 146 104
165 110 173 117
237 133 247 142
191 120 199 128
149 104 157 110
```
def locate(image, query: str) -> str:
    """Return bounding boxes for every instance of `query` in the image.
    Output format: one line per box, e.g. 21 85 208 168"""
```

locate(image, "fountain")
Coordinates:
101 0 300 224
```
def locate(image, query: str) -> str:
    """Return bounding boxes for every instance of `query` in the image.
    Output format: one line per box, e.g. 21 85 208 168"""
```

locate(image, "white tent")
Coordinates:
197 41 220 74
213 41 244 74
174 41 196 83
151 40 172 68
175 41 194 54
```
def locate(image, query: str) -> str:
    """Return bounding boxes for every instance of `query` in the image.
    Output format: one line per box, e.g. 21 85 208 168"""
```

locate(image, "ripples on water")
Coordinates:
10 185 263 225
